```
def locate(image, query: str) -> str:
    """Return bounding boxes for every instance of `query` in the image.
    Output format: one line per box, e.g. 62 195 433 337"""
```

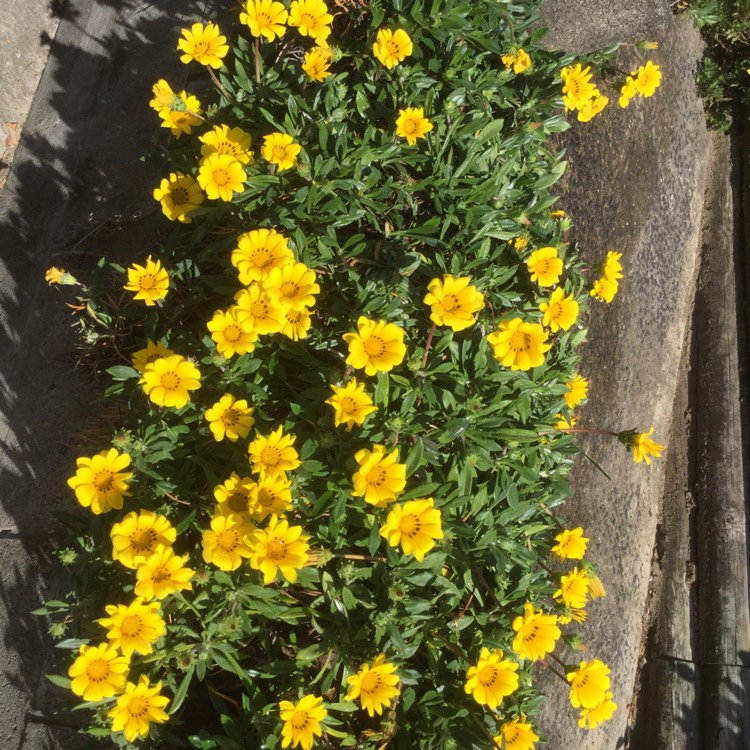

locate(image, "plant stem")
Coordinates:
332 553 387 563
255 36 261 84
540 658 568 683
208 67 234 104
421 322 437 369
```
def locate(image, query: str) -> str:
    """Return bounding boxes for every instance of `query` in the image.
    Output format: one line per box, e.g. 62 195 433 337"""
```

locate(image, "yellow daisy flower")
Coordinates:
67 448 132 515
635 60 661 97
201 513 255 571
233 285 286 334
134 546 195 601
590 276 618 303
149 79 181 111
231 227 295 284
424 274 484 331
158 91 202 137
204 393 255 442
629 426 665 464
250 472 293 521
567 659 611 709
279 694 327 750
110 510 177 569
560 63 598 111
240 0 289 41
132 340 174 373
197 153 247 201
199 124 254 165
511 602 561 661
494 713 540 750
395 107 433 146
352 444 406 507
551 527 589 560
602 250 623 281
464 647 519 710
379 498 443 561
153 172 205 223
346 654 400 717
564 374 588 409
302 46 332 82
553 567 590 609
99 598 166 656
577 93 609 123
206 308 258 358
343 316 407 376
109 675 170 743
262 132 302 171
326 379 377 431
288 0 333 41
539 287 579 332
262 261 320 312
281 306 312 340
68 642 129 702
177 22 229 68
527 246 563 286
577 691 617 729
248 426 302 476
214 473 257 517
249 515 310 584
502 48 531 74
140 354 201 409
123 256 169 306
372 28 413 69
486 318 551 371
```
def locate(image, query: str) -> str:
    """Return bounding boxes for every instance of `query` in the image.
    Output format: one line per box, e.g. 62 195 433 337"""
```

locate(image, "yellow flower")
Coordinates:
110 510 177 569
502 48 531 74
198 153 247 201
464 647 519 710
629 426 665 464
567 659 611 709
619 75 639 108
539 287 579 332
587 573 607 599
281 306 312 340
635 60 661 97
202 513 255 571
486 318 551 371
140 354 201 409
99 599 166 656
346 654 400 717
207 308 258 358
302 46 332 81
527 246 563 286
231 228 295 284
279 694 327 750
177 22 229 68
352 444 406 507
554 567 590 609
240 0 289 41
577 94 609 122
372 28 413 69
45 266 78 285
379 498 443 562
123 256 169 306
134 546 195 600
132 340 174 373
214 473 257 517
249 515 310 584
424 274 484 331
288 0 333 41
204 394 255 442
262 261 320 312
199 124 254 165
326 379 377 431
109 675 170 743
68 642 129 702
590 276 618 303
513 236 528 252
149 79 182 111
561 63 598 111
564 374 588 409
67 448 132 515
578 690 617 729
551 527 588 560
250 472 293 521
158 91 202 137
248 426 302 476
602 250 623 281
153 172 205 223
343 316 407 376
494 713 540 750
395 107 433 146
511 602 561 661
554 413 576 430
262 132 302 171
234 285 286 334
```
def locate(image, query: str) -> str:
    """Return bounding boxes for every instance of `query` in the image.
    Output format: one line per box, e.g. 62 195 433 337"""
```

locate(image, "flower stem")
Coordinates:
207 67 234 104
540 658 568 683
421 322 437 369
255 36 261 84
331 553 387 563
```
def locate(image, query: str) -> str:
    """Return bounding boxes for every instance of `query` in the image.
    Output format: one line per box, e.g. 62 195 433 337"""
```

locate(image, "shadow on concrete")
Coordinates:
0 0 221 746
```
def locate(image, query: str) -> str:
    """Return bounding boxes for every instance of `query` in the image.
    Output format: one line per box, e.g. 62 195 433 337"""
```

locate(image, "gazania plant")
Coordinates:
41 0 665 747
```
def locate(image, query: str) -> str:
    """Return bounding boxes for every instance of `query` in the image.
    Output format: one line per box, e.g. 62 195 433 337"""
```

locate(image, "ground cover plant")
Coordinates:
43 1 664 747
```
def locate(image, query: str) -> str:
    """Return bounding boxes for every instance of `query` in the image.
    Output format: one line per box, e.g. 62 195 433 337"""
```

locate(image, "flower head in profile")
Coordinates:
343 316 407 376
177 22 229 68
554 567 590 609
554 413 576 430
250 472 293 521
527 246 563 286
602 250 623 281
68 642 129 702
249 515 310 584
578 691 617 729
124 256 169 306
464 647 520 709
199 124 254 165
109 675 169 743
380 498 443 561
577 94 609 122
134 546 195 601
587 573 607 599
561 63 598 111
262 261 320 312
45 267 78 285
373 28 413 69
140 354 201 409
198 154 247 201
214 473 257 517
502 48 531 74
539 287 579 332
590 276 618 303
352 444 406 507
202 513 255 571
424 274 484 331
635 60 661 97
231 228 295 284
494 713 539 750
248 426 302 477
621 426 665 464
279 694 327 750
564 374 588 409
512 602 561 661
288 0 333 41
326 379 377 431
552 527 588 560
205 394 255 442
395 107 433 146
67 448 132 515
486 318 551 371
234 284 286 335
346 654 400 717
567 659 611 709
153 172 205 223
132 340 174 374
99 598 166 656
149 79 182 112
157 91 202 137
111 511 176 569
619 75 639 108
262 132 301 171
302 46 332 81
281 307 312 340
207 308 258 358
240 0 288 41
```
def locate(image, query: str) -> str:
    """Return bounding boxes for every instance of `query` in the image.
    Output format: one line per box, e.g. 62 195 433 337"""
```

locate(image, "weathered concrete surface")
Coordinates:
535 14 711 750
538 0 671 53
